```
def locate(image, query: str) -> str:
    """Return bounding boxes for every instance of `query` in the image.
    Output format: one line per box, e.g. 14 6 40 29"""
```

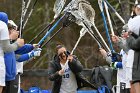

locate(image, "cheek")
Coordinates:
138 12 140 15
135 9 140 15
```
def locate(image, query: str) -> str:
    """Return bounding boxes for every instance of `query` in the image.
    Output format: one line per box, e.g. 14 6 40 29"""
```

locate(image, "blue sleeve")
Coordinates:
15 44 34 54
115 62 123 68
16 53 30 62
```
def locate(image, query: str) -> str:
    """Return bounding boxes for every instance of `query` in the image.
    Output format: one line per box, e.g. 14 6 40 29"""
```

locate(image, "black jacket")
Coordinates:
48 55 96 93
127 36 140 82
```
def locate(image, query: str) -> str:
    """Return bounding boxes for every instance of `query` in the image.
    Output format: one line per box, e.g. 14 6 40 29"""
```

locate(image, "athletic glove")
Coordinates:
28 48 42 58
110 62 116 70
110 62 123 69
111 52 122 62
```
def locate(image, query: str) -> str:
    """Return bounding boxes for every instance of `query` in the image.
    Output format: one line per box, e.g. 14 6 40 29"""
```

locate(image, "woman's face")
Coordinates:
121 31 128 39
9 28 19 40
57 47 67 61
135 6 140 15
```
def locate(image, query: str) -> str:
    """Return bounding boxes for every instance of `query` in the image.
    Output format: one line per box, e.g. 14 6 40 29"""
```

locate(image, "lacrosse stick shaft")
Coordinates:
82 21 105 50
101 12 114 51
104 1 114 36
63 28 86 70
23 0 31 17
108 9 120 36
98 0 114 51
29 15 60 44
19 0 26 38
92 23 111 52
23 0 38 29
38 13 66 45
20 0 31 32
41 26 63 48
17 75 21 93
104 0 125 24
63 36 82 70
22 8 33 29
28 23 51 44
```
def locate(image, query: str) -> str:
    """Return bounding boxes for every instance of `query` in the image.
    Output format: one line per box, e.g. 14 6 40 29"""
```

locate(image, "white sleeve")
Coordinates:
0 21 9 40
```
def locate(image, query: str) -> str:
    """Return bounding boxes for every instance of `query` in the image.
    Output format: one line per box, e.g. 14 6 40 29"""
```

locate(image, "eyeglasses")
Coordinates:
58 51 67 56
9 26 17 30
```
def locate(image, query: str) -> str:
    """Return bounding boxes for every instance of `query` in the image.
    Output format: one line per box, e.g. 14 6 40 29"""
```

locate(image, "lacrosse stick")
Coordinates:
63 28 87 69
28 18 58 44
41 12 75 48
71 28 87 55
53 0 66 19
29 0 66 44
23 0 31 18
20 0 32 37
40 26 63 48
23 0 38 29
103 0 125 24
37 0 74 46
108 9 121 36
53 0 72 18
103 1 114 36
62 0 110 71
17 74 21 93
17 1 26 92
19 0 26 38
38 13 66 46
29 0 71 44
64 0 110 52
98 0 114 51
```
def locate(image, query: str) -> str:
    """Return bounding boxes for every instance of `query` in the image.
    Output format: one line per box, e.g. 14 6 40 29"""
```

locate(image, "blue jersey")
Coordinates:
4 44 34 81
4 52 16 81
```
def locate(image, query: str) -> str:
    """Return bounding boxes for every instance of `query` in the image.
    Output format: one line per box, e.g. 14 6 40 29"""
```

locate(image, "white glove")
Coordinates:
28 48 42 58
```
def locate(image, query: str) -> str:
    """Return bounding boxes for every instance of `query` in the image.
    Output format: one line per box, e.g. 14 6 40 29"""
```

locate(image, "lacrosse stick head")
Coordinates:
53 0 66 19
64 0 95 26
62 12 76 27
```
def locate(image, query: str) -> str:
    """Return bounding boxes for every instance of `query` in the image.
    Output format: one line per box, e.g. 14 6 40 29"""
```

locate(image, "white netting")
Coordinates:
79 1 95 22
63 0 110 52
63 0 95 26
53 0 66 19
53 0 109 51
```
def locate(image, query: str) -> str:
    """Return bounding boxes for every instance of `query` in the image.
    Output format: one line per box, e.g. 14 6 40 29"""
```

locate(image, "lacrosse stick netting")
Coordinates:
64 0 110 51
53 0 67 19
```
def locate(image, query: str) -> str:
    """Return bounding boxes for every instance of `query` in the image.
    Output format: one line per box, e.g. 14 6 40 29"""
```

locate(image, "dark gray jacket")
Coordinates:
48 55 96 93
127 36 140 82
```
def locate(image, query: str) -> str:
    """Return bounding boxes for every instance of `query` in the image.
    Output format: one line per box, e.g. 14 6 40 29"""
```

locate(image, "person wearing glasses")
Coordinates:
0 12 24 93
48 44 95 93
